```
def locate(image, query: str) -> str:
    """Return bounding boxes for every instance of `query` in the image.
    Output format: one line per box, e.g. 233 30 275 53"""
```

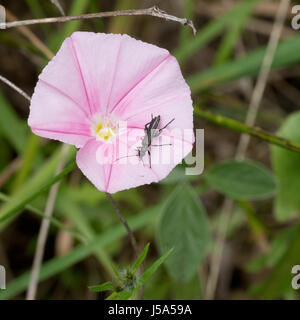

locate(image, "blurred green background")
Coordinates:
0 0 300 300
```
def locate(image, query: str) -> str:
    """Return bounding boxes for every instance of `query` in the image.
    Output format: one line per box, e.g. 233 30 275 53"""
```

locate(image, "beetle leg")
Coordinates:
159 118 175 133
151 144 172 147
148 150 151 168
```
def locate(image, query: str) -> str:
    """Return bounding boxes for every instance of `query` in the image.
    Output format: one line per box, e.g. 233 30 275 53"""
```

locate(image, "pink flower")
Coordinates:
28 32 194 193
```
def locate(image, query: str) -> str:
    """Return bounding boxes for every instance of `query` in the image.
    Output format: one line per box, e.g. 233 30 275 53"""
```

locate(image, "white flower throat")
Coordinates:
91 114 119 143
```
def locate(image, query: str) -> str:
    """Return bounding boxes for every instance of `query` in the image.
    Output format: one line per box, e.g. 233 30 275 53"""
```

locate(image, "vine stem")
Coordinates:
105 193 145 299
105 193 139 259
195 106 300 153
2 6 196 35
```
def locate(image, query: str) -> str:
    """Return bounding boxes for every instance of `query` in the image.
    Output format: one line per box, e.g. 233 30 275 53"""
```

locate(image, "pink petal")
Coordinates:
28 79 91 148
70 32 170 116
111 54 193 134
29 32 195 193
76 128 193 194
28 35 95 147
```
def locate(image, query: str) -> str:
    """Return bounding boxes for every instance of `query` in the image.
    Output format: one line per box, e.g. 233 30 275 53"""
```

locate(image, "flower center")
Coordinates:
91 115 118 143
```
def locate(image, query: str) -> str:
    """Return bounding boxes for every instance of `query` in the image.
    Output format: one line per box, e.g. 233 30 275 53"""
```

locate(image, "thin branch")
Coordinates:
195 106 300 153
204 0 290 300
2 6 196 35
26 144 69 300
106 193 139 258
236 0 291 159
0 74 31 102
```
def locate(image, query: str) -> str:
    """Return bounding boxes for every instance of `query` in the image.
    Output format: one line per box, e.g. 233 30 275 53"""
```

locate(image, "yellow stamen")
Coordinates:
92 116 118 143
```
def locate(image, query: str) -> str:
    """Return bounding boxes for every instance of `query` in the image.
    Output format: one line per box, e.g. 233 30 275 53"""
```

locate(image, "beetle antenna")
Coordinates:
114 154 137 162
159 118 175 132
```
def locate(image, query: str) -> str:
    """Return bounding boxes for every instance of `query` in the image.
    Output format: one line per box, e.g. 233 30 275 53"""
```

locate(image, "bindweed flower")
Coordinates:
28 32 194 193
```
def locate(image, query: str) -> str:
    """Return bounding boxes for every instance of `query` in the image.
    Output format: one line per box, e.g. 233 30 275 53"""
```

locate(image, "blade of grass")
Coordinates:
0 146 76 230
188 34 300 92
26 0 47 18
132 243 150 273
0 148 68 231
47 0 90 52
10 134 40 193
138 248 173 289
0 160 76 224
0 204 161 300
179 0 196 47
58 199 116 279
108 0 137 34
174 0 262 63
214 0 260 65
25 0 50 33
89 282 116 293
0 192 86 243
0 91 28 154
88 0 104 31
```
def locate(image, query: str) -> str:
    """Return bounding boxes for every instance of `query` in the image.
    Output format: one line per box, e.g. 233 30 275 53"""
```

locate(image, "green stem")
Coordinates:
195 106 300 153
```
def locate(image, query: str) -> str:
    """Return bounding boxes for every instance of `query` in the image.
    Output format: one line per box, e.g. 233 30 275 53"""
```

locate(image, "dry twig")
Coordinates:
27 144 69 300
2 6 196 35
0 74 31 102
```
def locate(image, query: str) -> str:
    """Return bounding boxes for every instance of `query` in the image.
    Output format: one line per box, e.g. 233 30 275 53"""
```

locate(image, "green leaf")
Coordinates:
111 263 120 279
271 112 300 221
138 248 173 288
106 290 132 301
158 183 210 283
132 243 150 273
106 248 173 301
204 160 278 200
89 282 116 293
107 248 173 300
188 35 300 92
